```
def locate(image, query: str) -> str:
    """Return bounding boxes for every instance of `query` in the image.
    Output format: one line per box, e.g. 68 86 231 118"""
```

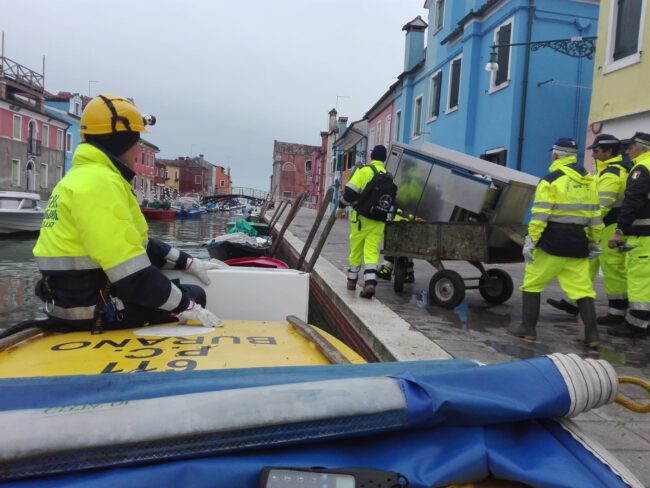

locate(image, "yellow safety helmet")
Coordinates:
80 94 156 136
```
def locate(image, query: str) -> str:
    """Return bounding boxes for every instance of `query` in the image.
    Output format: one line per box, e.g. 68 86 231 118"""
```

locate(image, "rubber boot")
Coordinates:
346 279 357 290
377 266 392 280
360 283 376 299
507 292 540 340
577 298 600 349
596 314 625 326
546 298 579 316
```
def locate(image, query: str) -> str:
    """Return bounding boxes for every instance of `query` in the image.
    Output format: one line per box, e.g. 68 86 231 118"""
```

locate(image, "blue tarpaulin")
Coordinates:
0 356 636 487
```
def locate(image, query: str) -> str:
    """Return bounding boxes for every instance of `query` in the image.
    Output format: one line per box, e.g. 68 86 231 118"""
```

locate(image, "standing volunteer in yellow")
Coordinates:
338 145 393 299
33 94 222 332
508 138 603 348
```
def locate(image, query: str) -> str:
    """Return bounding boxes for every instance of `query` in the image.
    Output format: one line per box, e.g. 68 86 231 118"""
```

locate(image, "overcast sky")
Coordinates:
4 0 426 190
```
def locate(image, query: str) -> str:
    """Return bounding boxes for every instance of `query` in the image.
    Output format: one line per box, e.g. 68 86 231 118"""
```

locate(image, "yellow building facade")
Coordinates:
587 0 650 157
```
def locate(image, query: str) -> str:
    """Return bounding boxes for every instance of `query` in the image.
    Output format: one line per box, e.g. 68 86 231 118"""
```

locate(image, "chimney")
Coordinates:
338 116 348 135
402 15 427 72
328 108 337 132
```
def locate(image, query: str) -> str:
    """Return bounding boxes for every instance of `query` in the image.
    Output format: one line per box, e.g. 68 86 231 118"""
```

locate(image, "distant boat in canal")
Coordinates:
0 191 45 234
140 207 176 220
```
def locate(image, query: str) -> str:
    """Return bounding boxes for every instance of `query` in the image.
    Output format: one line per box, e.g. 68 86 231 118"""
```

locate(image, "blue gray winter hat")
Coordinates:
550 137 578 154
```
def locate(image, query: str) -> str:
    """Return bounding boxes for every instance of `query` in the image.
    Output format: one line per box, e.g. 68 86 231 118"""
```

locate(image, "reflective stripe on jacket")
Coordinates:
529 156 603 258
33 143 189 322
618 151 650 236
595 155 628 226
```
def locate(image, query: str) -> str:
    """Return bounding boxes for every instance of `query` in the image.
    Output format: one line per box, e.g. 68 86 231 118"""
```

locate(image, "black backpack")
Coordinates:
355 165 397 222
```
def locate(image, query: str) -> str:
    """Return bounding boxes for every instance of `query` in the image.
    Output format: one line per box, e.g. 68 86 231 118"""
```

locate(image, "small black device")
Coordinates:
259 467 406 488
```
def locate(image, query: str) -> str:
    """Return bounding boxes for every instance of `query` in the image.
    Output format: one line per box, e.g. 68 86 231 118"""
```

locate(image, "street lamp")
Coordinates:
485 36 596 72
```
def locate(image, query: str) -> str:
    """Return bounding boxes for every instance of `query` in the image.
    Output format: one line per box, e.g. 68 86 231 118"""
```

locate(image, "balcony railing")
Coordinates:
27 139 42 156
0 56 44 92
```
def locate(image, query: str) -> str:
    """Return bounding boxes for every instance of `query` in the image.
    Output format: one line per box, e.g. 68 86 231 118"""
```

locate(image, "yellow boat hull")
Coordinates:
0 320 365 378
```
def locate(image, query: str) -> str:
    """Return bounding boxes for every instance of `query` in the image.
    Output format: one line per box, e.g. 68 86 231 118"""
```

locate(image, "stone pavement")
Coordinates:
277 208 650 486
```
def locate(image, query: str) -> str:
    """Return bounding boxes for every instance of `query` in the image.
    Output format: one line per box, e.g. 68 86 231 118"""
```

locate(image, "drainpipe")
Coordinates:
516 1 535 171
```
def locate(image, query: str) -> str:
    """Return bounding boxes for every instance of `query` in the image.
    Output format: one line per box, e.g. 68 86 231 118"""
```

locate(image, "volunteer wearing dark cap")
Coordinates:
547 134 630 324
33 94 222 332
508 137 603 348
607 131 650 339
338 144 392 298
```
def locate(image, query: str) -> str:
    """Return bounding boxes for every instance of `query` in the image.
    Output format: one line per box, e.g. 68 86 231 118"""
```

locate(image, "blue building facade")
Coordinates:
44 93 84 173
393 0 599 177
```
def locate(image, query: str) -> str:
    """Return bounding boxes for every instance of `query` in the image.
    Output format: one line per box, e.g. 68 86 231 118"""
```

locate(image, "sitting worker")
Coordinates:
338 144 396 298
33 94 223 332
377 209 414 283
507 137 603 348
546 135 630 324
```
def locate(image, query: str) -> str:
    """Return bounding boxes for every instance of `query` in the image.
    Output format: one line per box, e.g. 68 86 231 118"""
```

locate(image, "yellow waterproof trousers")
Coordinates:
625 235 650 327
347 214 385 285
522 248 595 301
589 224 628 301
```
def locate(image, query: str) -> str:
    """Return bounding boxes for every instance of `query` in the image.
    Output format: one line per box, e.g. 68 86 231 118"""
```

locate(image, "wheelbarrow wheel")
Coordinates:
479 268 514 304
393 257 408 293
429 270 465 309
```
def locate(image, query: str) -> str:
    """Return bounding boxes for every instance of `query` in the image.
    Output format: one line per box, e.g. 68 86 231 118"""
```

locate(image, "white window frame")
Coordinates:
11 159 20 186
220 179 225 187
376 121 382 147
13 114 22 140
413 95 423 138
427 70 443 121
446 54 462 113
489 17 514 93
369 127 376 149
56 129 64 151
434 0 445 33
40 162 48 189
394 110 402 142
74 101 81 117
603 0 647 74
384 115 391 146
66 132 73 153
195 175 202 184
56 165 63 181
42 124 50 148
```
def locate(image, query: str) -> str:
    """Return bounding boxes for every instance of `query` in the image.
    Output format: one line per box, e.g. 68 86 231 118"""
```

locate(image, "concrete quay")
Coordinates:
276 208 650 486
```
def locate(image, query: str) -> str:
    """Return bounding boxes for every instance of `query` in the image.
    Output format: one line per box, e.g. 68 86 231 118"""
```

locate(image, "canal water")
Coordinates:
0 212 231 330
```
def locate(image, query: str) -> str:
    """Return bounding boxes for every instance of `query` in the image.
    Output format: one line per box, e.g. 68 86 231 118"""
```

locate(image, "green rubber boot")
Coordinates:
577 297 600 349
507 292 540 340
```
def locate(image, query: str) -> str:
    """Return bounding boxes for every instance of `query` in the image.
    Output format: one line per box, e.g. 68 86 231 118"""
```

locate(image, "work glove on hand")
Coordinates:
522 236 536 264
186 257 225 285
176 300 223 327
608 229 624 249
335 208 346 219
587 241 603 260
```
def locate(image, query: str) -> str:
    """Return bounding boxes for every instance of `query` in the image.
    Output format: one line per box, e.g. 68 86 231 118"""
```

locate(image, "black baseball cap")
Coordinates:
586 134 620 149
620 131 650 146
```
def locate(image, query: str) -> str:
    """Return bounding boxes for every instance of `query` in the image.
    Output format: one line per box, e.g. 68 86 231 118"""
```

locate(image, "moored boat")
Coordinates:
140 207 176 220
0 191 44 234
0 268 645 487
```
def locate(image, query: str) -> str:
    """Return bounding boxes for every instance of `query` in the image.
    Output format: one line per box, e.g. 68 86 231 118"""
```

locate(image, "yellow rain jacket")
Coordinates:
529 156 603 258
33 143 188 323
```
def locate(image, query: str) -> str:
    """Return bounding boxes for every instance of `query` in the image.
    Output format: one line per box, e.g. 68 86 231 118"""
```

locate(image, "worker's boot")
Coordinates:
507 292 540 340
360 283 376 299
377 265 392 280
346 279 357 290
546 298 579 316
597 313 626 326
577 297 600 349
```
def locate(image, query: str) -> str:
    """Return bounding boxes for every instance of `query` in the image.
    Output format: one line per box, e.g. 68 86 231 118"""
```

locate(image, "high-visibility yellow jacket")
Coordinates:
33 143 189 323
618 150 650 236
594 155 628 226
339 159 386 221
529 155 603 258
